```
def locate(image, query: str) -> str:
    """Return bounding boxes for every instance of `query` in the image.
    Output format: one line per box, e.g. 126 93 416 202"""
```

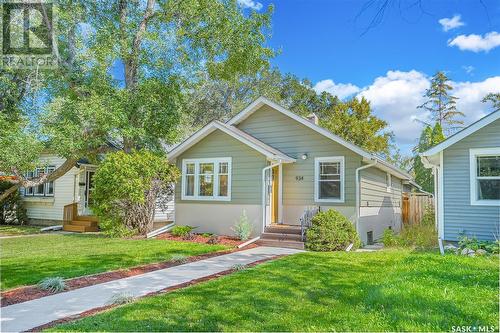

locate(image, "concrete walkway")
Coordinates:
0 246 302 332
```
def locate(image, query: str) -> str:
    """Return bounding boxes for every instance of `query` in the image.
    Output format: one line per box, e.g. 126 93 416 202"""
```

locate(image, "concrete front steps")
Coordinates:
62 215 99 233
256 224 305 250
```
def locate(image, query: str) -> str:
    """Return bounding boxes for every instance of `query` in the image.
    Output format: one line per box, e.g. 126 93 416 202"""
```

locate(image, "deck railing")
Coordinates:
63 202 78 224
299 206 319 241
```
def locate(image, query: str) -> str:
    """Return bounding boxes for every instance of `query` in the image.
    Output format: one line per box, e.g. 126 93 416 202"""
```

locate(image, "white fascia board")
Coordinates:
422 110 500 157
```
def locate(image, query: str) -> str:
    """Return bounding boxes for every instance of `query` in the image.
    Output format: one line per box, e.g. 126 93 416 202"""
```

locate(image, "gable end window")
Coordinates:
470 148 500 206
23 166 55 197
181 158 232 201
314 156 344 203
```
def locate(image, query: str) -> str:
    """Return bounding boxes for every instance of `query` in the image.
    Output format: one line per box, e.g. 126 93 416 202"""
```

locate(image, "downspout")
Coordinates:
421 154 444 254
262 161 281 233
355 159 377 233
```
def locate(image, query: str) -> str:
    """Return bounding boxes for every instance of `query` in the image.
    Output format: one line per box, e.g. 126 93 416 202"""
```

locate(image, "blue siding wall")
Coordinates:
443 119 500 241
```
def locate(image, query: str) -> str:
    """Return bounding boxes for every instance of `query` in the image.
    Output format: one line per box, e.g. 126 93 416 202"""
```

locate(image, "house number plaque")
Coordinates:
296 176 304 181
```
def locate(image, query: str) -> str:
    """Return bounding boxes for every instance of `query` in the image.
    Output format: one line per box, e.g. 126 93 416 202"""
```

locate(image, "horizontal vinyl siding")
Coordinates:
443 119 500 241
360 167 402 207
175 130 267 205
21 154 79 222
237 105 362 208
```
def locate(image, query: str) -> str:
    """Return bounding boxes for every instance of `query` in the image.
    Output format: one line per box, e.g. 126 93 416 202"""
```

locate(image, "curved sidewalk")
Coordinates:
1 246 302 332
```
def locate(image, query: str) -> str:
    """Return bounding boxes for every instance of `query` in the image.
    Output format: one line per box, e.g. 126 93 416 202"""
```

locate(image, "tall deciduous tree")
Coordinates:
418 71 464 133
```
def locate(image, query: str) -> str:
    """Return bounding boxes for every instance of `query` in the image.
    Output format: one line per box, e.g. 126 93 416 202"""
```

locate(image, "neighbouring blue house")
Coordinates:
421 110 500 242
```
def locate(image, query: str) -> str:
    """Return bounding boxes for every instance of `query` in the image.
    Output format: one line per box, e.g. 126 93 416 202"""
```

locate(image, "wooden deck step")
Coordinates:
71 220 98 227
62 224 99 233
75 215 99 222
264 224 302 235
256 238 305 250
260 232 302 241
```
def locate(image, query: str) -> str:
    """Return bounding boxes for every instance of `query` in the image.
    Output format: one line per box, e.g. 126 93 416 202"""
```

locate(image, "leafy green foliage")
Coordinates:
0 181 28 225
92 150 179 236
306 209 361 251
170 254 189 264
107 293 135 306
458 236 500 255
170 226 196 237
1 234 228 290
38 277 66 293
482 92 500 112
383 205 437 249
414 123 445 193
50 250 499 332
231 210 253 241
418 71 464 133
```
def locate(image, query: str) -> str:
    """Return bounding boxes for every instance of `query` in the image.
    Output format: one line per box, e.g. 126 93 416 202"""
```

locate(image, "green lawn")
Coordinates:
0 234 228 290
0 225 42 236
51 249 498 332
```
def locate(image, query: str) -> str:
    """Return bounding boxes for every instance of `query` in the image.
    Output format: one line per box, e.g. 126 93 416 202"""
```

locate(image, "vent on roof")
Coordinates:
306 113 319 125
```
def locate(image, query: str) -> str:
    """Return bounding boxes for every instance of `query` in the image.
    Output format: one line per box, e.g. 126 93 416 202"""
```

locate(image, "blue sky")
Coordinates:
240 0 500 153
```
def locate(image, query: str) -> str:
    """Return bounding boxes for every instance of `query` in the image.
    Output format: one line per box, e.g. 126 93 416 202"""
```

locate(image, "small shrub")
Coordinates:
0 180 28 225
306 209 361 252
170 254 188 264
99 219 136 238
171 225 195 237
207 235 220 244
107 293 135 305
382 229 400 247
232 263 247 271
458 236 499 254
182 232 196 240
231 210 253 241
38 277 66 293
201 232 213 238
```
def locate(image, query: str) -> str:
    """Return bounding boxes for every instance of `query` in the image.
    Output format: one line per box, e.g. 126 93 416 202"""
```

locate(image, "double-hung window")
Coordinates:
182 158 232 201
314 156 344 202
470 148 500 205
24 166 55 197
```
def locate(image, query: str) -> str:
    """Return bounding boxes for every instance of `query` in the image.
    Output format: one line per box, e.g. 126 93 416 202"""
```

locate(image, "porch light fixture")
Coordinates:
301 153 308 160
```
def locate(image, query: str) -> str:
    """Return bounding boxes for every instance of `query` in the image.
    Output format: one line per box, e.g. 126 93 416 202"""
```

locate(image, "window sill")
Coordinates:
23 196 55 203
470 200 500 206
315 199 345 204
181 196 231 202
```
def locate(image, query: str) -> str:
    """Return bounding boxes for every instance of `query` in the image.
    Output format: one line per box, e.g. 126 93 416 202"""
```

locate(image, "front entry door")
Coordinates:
265 166 280 226
83 171 95 215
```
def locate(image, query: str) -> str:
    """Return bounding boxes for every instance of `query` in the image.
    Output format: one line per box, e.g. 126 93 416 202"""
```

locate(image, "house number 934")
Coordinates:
296 176 304 181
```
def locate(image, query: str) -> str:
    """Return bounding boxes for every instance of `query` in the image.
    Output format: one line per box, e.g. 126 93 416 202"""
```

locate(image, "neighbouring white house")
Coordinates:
421 109 500 242
20 153 174 231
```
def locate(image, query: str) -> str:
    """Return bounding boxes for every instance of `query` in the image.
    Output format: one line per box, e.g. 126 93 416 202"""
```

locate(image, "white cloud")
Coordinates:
313 79 360 99
237 0 262 10
462 65 474 75
438 15 465 32
448 31 500 52
357 70 430 145
314 71 500 153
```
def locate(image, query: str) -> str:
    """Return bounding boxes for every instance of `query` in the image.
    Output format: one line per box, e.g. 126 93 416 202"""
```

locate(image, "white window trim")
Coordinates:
25 166 55 197
181 157 232 201
469 147 500 206
314 156 345 203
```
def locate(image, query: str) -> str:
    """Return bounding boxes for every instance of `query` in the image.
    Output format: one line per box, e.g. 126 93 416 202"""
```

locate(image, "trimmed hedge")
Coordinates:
306 209 361 251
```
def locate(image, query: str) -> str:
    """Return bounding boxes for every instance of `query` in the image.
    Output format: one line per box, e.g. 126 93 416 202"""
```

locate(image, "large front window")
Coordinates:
470 148 500 205
314 156 344 202
182 158 232 201
23 166 55 197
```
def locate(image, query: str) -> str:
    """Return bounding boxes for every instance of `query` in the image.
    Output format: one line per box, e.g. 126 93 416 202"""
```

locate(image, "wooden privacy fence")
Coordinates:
402 193 434 225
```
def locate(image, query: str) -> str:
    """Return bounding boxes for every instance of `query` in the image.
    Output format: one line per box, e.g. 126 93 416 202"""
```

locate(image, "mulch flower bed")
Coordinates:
28 255 283 332
156 233 245 247
1 236 256 307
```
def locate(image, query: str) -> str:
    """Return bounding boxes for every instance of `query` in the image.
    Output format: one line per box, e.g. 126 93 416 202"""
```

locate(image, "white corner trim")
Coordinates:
469 147 500 206
181 157 232 202
314 156 345 203
438 151 444 239
422 110 500 157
